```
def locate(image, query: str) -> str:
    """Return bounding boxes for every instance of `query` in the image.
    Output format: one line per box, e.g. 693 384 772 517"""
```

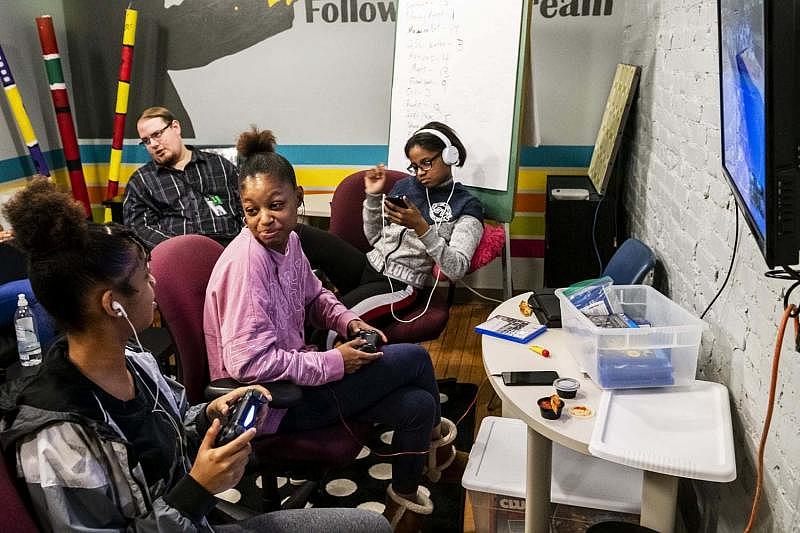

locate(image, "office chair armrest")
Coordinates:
205 378 303 409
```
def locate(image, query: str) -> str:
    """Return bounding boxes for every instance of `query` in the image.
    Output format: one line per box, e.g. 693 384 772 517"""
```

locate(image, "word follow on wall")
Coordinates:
305 0 396 23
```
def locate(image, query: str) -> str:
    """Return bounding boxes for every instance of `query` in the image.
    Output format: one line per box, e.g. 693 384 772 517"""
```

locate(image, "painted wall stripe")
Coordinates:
2 144 593 183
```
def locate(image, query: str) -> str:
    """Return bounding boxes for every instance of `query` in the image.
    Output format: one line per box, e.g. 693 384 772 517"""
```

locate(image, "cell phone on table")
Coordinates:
385 195 409 208
501 371 559 386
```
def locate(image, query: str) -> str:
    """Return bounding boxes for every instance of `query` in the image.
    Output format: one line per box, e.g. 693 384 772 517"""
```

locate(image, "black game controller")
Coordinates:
356 329 380 353
215 389 268 447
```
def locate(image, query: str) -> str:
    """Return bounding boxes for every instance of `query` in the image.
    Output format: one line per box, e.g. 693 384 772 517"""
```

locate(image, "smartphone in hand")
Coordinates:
385 195 409 208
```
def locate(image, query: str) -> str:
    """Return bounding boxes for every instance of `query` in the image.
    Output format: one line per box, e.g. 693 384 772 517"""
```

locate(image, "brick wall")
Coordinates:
620 1 800 530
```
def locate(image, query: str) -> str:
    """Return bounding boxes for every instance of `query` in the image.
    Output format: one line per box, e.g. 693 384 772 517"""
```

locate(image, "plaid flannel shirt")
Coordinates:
123 148 243 249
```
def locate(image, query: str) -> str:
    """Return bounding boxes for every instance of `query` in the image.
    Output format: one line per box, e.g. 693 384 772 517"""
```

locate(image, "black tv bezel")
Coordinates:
718 0 800 268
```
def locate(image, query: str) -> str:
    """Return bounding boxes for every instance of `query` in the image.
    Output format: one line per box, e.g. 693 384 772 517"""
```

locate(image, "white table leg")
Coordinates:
525 426 552 533
641 470 678 532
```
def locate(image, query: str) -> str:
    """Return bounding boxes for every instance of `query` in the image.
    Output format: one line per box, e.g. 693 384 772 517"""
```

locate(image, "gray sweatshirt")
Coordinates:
363 177 484 288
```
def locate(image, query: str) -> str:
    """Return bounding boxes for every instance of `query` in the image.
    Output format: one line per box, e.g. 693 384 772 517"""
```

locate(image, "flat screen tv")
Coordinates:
718 0 800 268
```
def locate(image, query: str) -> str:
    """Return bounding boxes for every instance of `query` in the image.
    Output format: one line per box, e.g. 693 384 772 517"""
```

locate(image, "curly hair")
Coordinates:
236 126 297 189
2 178 147 333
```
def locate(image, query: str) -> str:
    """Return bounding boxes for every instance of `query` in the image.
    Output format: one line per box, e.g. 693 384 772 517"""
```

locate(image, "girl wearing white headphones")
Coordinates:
299 121 485 332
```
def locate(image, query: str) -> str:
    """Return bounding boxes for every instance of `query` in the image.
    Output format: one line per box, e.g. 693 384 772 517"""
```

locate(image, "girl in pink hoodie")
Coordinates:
203 128 467 531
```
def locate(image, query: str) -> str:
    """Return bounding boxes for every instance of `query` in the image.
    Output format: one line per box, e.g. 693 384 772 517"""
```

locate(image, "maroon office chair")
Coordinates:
329 170 504 343
150 234 368 511
0 451 39 532
329 170 452 342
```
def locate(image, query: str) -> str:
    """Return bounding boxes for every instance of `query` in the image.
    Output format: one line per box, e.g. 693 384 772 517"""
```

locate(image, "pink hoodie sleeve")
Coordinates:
222 314 344 386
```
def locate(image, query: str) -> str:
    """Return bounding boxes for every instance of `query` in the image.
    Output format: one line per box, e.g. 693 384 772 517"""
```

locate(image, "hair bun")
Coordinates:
237 127 277 158
2 178 88 257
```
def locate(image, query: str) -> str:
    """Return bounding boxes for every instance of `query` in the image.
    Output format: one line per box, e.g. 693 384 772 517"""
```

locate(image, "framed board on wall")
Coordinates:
386 0 531 223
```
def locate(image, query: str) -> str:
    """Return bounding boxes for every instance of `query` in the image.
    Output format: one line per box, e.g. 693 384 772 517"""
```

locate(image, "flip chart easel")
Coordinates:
388 0 533 298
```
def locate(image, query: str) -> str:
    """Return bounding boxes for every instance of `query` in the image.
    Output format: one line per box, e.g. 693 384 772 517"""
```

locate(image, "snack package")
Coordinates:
566 276 620 316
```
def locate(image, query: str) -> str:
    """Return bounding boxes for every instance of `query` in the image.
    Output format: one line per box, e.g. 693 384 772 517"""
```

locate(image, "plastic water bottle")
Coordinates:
14 294 42 367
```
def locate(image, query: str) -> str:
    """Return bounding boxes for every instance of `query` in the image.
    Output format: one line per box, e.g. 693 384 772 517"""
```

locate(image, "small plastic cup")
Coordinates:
537 396 563 420
553 377 580 399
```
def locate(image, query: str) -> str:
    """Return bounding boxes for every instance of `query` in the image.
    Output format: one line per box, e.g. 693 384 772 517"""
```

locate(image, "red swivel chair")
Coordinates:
0 452 39 532
329 170 503 343
150 234 368 511
329 170 451 342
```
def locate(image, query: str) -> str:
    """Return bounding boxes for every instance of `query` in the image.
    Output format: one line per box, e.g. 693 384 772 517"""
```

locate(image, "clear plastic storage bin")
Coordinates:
555 285 706 389
462 417 527 533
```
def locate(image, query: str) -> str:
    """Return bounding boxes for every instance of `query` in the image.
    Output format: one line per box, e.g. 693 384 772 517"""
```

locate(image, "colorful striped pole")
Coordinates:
105 7 137 221
0 45 50 176
35 15 91 218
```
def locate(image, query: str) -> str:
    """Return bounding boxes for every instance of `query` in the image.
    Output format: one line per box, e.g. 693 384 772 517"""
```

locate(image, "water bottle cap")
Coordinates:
17 293 28 306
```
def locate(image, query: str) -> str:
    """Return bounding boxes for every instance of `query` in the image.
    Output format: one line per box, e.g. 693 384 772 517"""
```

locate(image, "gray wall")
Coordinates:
2 1 624 155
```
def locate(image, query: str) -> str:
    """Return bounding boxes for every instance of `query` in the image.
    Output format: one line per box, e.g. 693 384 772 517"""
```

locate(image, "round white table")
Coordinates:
482 293 680 533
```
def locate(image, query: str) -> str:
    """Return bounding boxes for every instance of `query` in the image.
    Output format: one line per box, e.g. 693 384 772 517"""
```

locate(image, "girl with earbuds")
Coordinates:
0 179 389 533
299 121 484 333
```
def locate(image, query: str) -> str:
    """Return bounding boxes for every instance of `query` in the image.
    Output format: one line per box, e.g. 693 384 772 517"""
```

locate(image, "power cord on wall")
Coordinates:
700 205 740 320
743 265 800 531
744 296 799 532
765 264 800 314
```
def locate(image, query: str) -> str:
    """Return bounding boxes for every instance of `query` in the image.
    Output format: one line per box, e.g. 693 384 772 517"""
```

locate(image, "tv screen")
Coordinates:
718 0 800 267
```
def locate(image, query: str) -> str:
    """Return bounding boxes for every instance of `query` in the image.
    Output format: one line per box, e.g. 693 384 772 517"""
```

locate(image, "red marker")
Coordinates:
529 345 550 357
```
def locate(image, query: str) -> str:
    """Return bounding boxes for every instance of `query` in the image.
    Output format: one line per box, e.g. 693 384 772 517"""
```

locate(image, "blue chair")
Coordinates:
602 238 656 285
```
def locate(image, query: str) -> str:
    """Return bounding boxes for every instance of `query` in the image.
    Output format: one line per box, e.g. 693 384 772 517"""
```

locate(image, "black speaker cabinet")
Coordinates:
544 175 618 288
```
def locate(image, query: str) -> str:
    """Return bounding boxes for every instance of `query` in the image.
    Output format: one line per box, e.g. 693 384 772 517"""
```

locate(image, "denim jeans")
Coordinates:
279 343 440 494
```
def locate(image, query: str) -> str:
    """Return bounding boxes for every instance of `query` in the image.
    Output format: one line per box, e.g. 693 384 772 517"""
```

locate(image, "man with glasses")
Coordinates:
123 107 243 249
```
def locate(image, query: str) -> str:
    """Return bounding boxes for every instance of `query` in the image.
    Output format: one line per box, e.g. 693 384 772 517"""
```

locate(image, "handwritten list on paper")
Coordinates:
388 0 525 191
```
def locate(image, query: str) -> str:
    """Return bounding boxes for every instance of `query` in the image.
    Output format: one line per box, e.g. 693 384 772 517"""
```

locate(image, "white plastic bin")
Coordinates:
462 417 527 533
463 417 645 533
551 443 642 514
555 285 706 389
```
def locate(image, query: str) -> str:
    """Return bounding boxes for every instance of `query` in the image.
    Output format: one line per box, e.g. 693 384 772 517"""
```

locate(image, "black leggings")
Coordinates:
295 224 422 314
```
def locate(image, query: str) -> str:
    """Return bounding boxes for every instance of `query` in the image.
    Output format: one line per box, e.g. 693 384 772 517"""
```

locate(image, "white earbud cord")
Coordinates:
121 312 188 471
380 178 455 323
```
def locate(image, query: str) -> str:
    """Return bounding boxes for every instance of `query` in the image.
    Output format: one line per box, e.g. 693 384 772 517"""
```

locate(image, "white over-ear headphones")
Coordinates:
112 300 127 318
415 128 460 166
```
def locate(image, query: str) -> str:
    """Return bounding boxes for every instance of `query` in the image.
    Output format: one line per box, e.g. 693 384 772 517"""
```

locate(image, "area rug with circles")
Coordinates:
219 379 478 532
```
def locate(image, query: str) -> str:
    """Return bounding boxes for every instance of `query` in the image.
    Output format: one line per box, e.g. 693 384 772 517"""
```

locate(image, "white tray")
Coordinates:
588 380 736 482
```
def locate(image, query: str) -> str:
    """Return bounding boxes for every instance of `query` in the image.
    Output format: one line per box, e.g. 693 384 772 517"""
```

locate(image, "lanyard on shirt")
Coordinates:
163 156 228 218
204 195 227 216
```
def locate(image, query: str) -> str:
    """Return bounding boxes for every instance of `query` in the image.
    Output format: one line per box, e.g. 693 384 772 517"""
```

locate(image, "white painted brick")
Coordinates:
622 1 800 527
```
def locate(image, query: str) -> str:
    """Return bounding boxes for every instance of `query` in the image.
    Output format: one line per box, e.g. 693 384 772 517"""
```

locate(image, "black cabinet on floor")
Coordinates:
544 175 618 288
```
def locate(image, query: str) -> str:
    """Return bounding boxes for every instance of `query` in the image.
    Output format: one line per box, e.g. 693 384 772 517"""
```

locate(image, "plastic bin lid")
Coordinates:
461 416 527 498
589 380 736 482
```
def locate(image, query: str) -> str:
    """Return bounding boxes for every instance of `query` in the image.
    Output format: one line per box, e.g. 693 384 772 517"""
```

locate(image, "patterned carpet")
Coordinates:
218 380 477 532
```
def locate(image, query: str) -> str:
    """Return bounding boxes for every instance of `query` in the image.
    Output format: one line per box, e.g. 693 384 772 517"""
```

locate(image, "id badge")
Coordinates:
205 196 227 216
